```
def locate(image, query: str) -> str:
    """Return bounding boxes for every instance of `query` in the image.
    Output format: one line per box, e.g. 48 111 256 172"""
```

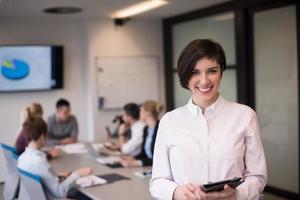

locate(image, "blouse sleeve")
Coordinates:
149 115 178 200
40 162 80 198
236 109 267 200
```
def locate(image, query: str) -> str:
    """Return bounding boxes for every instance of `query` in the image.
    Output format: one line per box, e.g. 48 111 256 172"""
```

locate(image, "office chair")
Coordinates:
1 143 19 200
18 168 47 200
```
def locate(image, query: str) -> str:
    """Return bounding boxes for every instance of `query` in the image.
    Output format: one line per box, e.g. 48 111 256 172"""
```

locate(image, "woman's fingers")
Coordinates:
174 183 236 200
184 187 199 200
186 183 202 199
186 183 198 192
173 185 199 200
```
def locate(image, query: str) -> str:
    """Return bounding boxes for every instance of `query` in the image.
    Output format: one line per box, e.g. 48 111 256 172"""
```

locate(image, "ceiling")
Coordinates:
0 0 231 19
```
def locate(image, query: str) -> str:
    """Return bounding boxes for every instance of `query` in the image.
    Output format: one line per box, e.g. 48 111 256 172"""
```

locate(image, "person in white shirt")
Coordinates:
17 116 92 200
120 100 164 167
118 103 145 156
150 39 267 200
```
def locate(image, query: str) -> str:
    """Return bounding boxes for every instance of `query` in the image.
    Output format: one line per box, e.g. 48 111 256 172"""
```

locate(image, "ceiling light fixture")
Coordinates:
111 0 169 19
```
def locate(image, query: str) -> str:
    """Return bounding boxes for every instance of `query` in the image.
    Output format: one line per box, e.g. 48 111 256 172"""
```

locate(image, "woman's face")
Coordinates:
139 106 148 122
187 57 222 109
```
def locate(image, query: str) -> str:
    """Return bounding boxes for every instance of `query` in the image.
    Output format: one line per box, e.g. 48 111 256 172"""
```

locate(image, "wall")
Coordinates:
254 5 298 193
0 17 165 181
88 18 165 141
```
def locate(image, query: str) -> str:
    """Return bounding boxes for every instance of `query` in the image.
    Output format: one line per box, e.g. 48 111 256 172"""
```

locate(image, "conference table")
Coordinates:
50 143 153 200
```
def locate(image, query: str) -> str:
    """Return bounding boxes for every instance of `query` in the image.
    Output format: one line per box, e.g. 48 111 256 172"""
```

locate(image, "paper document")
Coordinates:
91 143 104 151
76 175 107 188
59 143 88 154
96 156 121 165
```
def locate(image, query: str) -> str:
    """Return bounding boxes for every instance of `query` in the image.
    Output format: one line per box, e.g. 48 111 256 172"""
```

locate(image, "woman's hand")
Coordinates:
173 184 201 200
47 148 60 158
173 184 236 200
75 167 93 177
120 154 134 160
197 185 237 200
120 158 141 167
57 171 71 178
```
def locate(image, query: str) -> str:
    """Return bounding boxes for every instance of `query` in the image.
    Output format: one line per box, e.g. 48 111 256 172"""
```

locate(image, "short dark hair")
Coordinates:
123 103 140 120
56 98 70 109
23 117 47 142
177 39 226 89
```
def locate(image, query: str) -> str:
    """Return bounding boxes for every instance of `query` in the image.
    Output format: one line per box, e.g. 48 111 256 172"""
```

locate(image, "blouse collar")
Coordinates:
187 94 225 119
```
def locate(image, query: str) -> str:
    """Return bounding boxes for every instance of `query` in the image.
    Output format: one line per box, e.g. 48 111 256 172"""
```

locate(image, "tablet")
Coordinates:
200 177 244 193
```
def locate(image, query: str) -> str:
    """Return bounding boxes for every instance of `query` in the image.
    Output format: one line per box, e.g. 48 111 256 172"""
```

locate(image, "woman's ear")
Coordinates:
39 134 46 146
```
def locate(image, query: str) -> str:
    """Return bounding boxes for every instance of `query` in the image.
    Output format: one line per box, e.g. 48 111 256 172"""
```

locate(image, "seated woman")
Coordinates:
15 103 59 159
120 100 163 167
17 116 93 200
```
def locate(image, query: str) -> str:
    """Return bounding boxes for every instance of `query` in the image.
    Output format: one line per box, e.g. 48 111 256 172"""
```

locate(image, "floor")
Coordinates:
0 183 290 200
263 193 289 200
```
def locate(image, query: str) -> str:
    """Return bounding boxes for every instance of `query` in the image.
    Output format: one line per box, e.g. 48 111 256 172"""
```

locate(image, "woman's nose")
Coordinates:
200 73 209 85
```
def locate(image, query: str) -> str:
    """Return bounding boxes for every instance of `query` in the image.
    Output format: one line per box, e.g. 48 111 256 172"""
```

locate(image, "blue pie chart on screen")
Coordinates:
1 59 30 80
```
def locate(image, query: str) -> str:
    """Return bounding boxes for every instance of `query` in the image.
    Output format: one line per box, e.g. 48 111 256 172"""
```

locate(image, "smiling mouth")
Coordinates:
196 86 213 94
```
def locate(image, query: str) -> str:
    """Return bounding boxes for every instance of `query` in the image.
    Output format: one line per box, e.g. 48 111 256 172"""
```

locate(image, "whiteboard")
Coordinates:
96 56 160 109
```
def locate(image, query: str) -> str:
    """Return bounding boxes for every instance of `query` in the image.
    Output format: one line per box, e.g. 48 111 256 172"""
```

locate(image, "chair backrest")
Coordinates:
1 143 18 171
18 168 47 200
1 143 19 200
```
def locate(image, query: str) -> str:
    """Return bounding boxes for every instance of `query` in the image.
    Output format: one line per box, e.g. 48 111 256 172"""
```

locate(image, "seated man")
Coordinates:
47 98 78 146
117 103 145 156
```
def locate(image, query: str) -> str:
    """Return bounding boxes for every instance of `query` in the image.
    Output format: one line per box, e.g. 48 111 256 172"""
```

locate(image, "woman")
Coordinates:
17 116 93 200
15 103 59 158
121 100 163 167
150 39 267 200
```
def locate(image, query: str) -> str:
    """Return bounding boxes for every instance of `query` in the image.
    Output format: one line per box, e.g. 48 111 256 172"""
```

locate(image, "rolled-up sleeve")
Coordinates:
236 110 267 200
150 116 178 200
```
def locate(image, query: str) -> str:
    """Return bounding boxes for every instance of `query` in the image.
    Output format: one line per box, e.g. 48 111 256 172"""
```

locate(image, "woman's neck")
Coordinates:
193 93 219 111
28 141 41 150
146 117 157 128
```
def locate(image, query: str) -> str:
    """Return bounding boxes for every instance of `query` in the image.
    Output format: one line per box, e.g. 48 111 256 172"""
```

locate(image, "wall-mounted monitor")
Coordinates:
0 45 63 92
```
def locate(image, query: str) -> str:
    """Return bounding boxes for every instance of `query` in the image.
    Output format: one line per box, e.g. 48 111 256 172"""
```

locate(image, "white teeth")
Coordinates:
197 87 211 93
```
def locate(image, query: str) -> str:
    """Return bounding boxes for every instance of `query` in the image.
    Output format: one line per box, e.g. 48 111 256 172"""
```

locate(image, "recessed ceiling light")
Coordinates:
111 0 169 19
44 7 83 14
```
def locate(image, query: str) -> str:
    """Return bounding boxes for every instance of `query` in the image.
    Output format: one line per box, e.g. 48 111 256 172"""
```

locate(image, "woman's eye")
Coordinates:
191 70 200 75
208 69 217 74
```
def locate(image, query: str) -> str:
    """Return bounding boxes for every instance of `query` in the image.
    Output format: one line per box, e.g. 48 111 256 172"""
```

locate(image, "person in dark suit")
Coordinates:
120 100 164 167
